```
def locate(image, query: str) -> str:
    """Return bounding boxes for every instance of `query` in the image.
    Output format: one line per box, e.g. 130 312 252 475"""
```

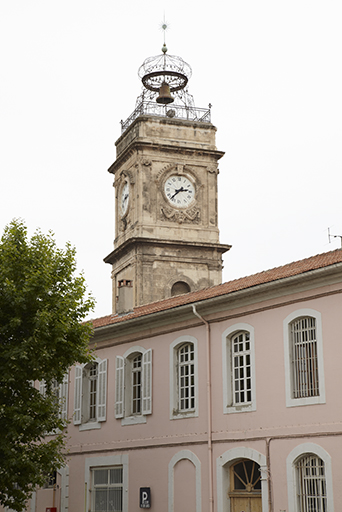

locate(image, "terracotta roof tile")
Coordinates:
92 249 342 328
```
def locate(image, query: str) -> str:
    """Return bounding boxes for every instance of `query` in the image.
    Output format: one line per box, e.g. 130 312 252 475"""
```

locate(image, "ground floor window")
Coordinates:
92 466 123 512
296 455 327 512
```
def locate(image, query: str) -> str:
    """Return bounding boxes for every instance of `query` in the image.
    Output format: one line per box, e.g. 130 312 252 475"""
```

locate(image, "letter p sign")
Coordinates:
140 487 151 508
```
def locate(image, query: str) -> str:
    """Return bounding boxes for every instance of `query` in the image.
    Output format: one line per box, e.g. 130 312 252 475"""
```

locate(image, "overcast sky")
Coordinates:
1 1 341 319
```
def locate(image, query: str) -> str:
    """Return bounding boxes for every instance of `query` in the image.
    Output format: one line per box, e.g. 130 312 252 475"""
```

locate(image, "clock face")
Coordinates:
121 182 129 216
164 175 195 208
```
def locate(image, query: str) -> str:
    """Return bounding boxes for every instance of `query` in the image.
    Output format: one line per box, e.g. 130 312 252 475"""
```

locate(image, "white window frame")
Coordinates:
85 454 128 512
115 346 152 426
73 356 107 430
170 336 199 420
286 443 334 512
284 309 325 407
222 324 256 414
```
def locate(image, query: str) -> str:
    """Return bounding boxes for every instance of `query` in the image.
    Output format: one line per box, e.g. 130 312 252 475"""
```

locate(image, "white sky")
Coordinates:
1 1 341 319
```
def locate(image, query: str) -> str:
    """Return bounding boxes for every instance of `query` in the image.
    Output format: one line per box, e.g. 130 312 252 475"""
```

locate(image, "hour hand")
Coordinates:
170 188 181 200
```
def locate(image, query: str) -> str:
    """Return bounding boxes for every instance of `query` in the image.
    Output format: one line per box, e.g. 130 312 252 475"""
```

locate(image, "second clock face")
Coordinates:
164 175 195 208
121 182 129 216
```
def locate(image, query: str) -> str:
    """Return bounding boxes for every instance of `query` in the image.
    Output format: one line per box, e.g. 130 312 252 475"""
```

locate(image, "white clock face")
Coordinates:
164 175 195 208
121 182 129 216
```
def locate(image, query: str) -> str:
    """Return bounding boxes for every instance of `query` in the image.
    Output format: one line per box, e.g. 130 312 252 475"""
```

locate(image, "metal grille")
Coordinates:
291 317 319 398
178 343 195 411
132 354 142 414
232 332 252 405
92 467 123 512
121 101 211 133
89 363 98 421
296 455 327 512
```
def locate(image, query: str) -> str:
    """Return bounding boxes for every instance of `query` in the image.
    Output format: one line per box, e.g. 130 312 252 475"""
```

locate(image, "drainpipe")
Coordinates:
192 305 214 512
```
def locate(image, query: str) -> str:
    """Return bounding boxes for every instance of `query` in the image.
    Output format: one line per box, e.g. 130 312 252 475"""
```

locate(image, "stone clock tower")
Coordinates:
105 43 230 313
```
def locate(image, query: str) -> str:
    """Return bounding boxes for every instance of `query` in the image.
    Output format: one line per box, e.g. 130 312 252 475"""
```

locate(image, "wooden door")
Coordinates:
229 460 262 512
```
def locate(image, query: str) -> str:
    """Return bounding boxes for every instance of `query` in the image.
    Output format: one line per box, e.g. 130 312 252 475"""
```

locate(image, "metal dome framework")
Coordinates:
138 53 192 93
120 47 212 134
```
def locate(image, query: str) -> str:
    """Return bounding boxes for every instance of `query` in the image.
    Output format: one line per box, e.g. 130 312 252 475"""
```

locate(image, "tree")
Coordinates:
0 220 95 511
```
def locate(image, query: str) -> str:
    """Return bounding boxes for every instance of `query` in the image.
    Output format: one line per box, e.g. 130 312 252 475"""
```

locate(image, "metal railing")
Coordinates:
120 101 211 133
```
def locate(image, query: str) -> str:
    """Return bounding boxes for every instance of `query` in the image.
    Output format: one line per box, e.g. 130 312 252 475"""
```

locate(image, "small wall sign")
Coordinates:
140 487 151 508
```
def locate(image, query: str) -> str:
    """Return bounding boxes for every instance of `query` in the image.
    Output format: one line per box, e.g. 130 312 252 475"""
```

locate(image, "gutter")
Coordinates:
192 305 214 512
92 262 342 338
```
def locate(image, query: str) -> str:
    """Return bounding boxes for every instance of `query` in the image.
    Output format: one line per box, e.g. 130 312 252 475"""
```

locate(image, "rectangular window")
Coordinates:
291 317 319 398
92 467 123 512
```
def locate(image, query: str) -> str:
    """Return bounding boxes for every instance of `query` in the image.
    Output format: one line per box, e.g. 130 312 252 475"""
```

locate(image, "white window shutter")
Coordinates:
142 349 152 415
97 359 107 422
39 379 46 396
73 366 83 425
59 372 69 420
115 356 125 418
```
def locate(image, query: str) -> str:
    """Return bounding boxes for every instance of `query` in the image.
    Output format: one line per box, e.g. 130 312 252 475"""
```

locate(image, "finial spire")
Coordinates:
161 15 169 54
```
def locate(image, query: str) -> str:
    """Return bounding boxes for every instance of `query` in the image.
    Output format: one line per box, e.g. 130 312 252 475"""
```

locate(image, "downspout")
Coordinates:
192 305 214 512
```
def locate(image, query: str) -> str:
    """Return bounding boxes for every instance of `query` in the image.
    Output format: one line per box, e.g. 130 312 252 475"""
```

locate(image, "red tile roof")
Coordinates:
92 249 342 329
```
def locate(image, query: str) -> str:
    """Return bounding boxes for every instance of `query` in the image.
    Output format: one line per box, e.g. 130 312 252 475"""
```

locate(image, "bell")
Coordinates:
156 81 174 104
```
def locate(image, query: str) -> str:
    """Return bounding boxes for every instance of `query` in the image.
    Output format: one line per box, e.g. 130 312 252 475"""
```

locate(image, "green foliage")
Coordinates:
0 220 95 511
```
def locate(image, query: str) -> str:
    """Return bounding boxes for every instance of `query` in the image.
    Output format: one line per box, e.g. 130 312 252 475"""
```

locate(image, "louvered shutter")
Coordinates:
97 359 107 422
115 356 125 418
142 349 152 415
59 372 69 420
39 379 46 396
73 366 83 425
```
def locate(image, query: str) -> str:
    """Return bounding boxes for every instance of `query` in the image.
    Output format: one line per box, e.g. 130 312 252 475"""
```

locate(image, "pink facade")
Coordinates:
11 249 342 512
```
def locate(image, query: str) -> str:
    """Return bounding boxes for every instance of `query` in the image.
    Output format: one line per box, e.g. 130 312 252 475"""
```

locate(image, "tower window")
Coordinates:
171 281 190 296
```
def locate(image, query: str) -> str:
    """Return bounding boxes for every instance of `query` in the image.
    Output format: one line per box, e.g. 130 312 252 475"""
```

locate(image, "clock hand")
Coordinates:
170 188 182 200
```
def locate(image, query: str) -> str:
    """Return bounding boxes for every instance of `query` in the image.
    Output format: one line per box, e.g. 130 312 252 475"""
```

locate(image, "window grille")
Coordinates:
132 354 142 414
92 467 123 512
232 332 252 405
291 317 319 398
296 455 327 512
178 343 195 411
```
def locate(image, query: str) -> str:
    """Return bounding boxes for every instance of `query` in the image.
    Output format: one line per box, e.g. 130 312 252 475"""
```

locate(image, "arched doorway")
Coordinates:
229 459 262 512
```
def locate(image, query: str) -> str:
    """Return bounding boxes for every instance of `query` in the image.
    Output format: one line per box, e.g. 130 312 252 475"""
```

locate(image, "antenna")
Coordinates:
328 227 342 248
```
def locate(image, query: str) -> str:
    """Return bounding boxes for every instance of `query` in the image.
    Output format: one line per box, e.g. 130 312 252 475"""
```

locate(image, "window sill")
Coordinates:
121 415 147 426
224 403 256 414
79 421 102 431
171 410 198 420
286 395 326 408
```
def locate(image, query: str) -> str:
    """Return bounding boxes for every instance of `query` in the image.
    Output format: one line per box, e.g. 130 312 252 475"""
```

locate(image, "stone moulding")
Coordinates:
161 206 200 224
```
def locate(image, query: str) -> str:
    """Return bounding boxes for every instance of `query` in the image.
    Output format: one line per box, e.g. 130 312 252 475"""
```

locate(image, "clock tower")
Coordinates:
105 43 230 313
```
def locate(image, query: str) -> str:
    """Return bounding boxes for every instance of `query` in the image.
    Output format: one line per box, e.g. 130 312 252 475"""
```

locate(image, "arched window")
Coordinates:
171 281 191 296
131 354 142 414
222 324 256 414
115 346 152 425
287 444 334 512
290 317 319 398
170 336 198 419
296 454 327 511
178 343 195 412
284 309 325 407
73 358 107 429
